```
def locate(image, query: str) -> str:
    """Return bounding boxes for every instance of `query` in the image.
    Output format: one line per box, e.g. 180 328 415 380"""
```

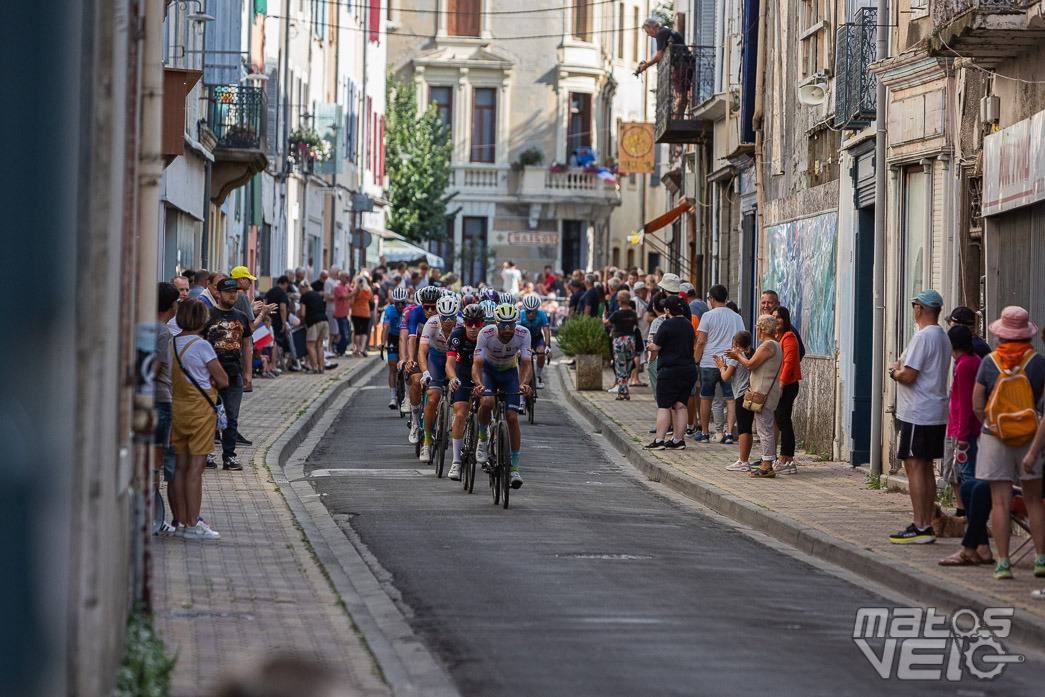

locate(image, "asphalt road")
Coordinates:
305 369 1045 696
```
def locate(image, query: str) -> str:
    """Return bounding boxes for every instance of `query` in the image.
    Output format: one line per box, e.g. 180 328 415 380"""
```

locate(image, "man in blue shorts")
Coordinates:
519 294 552 389
418 295 462 462
381 287 409 409
445 303 485 480
400 286 441 443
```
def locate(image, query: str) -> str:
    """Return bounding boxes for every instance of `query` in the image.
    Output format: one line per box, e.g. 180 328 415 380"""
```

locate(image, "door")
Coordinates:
850 206 874 466
562 221 584 274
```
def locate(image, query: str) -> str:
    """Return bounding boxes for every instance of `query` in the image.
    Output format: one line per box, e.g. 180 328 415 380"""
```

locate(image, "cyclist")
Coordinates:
479 299 498 327
519 294 552 389
445 303 485 480
381 287 409 408
400 285 441 444
418 294 462 462
499 291 514 306
472 303 533 489
483 288 500 303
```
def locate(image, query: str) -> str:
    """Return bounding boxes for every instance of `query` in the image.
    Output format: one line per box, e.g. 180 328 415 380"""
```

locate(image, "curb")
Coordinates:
266 358 460 697
555 362 1045 651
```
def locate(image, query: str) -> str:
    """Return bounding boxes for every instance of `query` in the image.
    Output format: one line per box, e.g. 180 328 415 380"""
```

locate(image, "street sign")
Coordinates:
618 122 655 174
507 231 560 246
351 193 374 212
351 228 373 248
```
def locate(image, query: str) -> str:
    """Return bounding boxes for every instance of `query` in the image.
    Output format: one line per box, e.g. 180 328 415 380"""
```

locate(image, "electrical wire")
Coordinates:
313 0 621 16
935 34 1045 85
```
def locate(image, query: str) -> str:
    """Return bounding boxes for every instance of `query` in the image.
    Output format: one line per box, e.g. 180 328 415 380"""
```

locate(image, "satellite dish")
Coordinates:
798 82 827 106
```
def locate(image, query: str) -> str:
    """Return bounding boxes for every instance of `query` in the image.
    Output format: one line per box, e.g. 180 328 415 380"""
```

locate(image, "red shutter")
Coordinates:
365 97 372 170
379 115 386 181
369 0 380 43
373 113 379 177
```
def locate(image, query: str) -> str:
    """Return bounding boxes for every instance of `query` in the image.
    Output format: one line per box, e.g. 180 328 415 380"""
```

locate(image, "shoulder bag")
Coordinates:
173 337 228 431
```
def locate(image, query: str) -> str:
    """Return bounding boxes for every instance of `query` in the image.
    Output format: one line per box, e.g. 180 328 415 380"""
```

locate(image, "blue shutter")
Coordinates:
203 0 243 85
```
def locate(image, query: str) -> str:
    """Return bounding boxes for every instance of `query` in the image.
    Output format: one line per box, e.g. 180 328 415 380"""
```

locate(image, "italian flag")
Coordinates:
252 325 274 350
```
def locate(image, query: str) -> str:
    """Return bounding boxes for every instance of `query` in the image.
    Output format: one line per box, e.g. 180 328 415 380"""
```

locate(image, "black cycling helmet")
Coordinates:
462 303 485 322
416 285 441 304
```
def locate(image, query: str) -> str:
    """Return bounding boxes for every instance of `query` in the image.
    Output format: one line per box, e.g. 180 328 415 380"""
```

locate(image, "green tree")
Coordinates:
385 77 459 245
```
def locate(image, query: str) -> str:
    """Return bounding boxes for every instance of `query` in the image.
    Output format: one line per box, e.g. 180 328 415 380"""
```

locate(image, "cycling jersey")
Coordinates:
382 303 403 336
446 326 478 370
419 315 461 354
519 310 549 347
407 304 429 337
474 325 532 370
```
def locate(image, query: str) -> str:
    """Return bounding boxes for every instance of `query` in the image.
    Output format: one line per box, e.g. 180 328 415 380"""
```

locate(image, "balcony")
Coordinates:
654 45 715 144
930 0 1045 64
453 163 509 193
208 84 268 204
834 7 878 128
508 166 620 205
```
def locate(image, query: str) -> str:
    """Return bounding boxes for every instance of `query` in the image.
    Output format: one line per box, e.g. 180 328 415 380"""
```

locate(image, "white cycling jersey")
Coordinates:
474 325 532 370
419 315 461 354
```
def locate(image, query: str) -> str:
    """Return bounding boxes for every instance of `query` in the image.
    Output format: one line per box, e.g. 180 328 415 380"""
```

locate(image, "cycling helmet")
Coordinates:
483 288 500 302
416 286 441 304
390 287 408 303
461 285 474 297
522 294 541 311
498 292 514 305
494 303 519 323
460 292 477 307
436 295 460 317
479 299 498 319
462 303 485 322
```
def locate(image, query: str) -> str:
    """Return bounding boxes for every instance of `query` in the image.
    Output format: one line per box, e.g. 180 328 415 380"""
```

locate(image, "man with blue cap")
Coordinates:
888 289 951 544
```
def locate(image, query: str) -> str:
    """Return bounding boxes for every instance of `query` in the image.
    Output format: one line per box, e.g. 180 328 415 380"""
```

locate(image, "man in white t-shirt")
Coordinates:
888 289 950 545
324 266 341 356
501 260 522 295
694 284 745 443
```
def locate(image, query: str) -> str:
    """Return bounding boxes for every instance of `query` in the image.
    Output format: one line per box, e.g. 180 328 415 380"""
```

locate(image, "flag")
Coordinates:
597 167 618 183
252 325 274 350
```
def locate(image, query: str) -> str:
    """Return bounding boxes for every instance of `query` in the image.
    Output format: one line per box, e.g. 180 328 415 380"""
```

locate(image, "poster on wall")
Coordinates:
761 212 838 357
618 122 655 174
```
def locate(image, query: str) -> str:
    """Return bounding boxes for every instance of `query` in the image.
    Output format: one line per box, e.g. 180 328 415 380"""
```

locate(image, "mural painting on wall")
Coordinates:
761 212 838 357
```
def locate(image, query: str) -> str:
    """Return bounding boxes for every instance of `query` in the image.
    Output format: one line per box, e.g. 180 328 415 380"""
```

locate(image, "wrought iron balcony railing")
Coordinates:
654 44 715 144
211 84 265 150
834 7 877 128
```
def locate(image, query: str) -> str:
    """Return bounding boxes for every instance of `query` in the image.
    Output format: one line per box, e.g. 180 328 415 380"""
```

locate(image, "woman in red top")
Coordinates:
773 306 802 474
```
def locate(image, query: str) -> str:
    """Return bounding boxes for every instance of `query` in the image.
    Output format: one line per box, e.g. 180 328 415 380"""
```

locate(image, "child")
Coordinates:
714 331 756 471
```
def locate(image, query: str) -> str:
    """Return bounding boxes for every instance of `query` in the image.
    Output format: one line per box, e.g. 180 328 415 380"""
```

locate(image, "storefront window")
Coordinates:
901 168 927 346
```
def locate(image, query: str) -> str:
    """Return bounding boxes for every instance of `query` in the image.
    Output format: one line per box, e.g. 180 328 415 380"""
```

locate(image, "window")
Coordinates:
365 96 372 170
449 0 480 37
430 219 454 269
379 115 386 180
567 92 592 159
429 86 453 128
461 217 487 285
617 3 625 59
900 167 928 346
471 87 496 162
373 111 379 174
573 0 591 41
632 6 640 62
799 0 828 79
369 0 381 43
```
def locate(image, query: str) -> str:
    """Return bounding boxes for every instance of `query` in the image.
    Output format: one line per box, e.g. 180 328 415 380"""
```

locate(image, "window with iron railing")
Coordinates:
653 44 715 141
211 85 266 149
833 7 877 127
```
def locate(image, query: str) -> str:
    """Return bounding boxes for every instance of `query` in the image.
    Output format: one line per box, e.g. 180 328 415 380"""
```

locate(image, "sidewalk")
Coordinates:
559 364 1045 641
152 358 390 697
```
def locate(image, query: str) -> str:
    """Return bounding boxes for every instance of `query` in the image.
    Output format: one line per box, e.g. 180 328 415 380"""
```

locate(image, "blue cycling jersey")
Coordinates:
407 304 428 336
520 309 549 341
383 304 403 335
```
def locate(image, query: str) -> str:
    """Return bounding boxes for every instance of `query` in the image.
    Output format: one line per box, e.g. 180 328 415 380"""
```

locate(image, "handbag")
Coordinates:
173 337 228 431
743 389 767 413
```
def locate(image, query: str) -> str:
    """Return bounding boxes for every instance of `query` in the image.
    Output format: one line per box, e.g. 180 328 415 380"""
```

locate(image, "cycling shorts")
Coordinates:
481 363 521 411
385 332 400 361
425 350 448 390
451 376 475 404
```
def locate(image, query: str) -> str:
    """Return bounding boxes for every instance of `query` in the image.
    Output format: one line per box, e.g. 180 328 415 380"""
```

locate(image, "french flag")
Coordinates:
252 325 274 350
597 167 618 184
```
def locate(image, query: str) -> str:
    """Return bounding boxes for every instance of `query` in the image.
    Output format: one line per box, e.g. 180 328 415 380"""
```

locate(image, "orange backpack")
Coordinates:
984 350 1040 446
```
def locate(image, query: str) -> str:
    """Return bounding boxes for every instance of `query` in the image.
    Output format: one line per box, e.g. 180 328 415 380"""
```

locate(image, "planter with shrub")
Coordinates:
556 316 610 390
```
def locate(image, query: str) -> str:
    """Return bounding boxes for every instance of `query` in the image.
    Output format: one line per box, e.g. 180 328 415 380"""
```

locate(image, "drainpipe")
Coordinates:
751 0 768 275
870 0 889 476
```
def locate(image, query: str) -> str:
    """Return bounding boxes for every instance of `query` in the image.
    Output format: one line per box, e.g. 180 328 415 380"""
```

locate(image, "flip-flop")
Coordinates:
938 552 980 566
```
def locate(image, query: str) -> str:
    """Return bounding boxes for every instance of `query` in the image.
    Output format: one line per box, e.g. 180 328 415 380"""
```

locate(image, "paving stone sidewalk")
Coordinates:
152 358 390 697
567 365 1045 621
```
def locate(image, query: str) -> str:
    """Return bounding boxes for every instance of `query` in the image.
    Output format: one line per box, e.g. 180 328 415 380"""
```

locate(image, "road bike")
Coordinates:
395 366 407 419
487 391 523 509
419 383 451 478
459 395 480 494
524 354 541 425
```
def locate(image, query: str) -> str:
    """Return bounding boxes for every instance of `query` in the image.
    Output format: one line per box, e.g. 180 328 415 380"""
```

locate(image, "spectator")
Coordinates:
941 325 982 514
681 282 709 321
694 284 745 444
567 279 585 317
189 268 209 298
300 280 329 372
429 267 445 288
230 266 264 330
265 275 293 360
416 261 431 288
206 278 253 470
938 478 996 566
945 306 991 358
888 289 951 544
772 306 802 474
154 282 180 533
645 292 668 395
578 274 601 317
760 289 807 356
656 273 692 320
726 315 785 478
646 296 698 451
974 306 1045 579
604 289 639 400
333 271 353 357
170 298 228 539
349 272 374 357
716 330 756 471
200 271 224 308
324 266 341 357
293 266 307 291
501 260 522 295
167 275 190 336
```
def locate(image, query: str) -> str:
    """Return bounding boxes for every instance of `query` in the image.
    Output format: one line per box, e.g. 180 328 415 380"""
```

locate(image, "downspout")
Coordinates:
751 0 768 262
870 0 889 476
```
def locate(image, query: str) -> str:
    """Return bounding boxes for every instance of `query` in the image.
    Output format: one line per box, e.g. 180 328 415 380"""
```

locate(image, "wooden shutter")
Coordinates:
369 0 381 42
449 0 480 37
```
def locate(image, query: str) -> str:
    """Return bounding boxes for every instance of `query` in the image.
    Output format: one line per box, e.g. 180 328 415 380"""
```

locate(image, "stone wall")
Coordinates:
791 355 837 457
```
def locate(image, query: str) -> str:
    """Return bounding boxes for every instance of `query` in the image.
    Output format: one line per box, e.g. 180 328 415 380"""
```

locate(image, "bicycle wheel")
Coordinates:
499 427 511 509
490 428 500 505
465 417 477 493
434 401 446 478
396 371 406 418
461 415 472 491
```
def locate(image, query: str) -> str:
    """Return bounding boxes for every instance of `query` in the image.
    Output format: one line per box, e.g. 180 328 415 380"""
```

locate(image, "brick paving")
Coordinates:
152 358 390 697
571 366 1045 619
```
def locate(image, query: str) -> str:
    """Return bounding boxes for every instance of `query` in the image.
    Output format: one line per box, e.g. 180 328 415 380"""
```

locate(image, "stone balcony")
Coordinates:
930 0 1045 64
450 164 620 206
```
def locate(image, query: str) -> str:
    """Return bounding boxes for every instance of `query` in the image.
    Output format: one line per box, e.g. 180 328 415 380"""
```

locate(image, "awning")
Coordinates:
380 234 445 268
642 201 691 234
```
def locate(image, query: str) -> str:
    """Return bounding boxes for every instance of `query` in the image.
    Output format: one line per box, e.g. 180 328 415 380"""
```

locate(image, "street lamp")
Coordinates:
180 0 214 23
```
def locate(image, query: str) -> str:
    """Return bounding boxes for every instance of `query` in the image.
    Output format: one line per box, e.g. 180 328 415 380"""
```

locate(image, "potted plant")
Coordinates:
556 316 610 390
548 161 565 173
288 125 331 169
518 146 545 167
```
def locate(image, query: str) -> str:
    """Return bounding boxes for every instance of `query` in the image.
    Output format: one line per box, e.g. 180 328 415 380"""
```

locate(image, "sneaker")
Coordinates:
174 523 187 538
994 559 1014 580
1036 555 1045 578
510 471 523 489
692 433 710 443
324 361 338 370
722 433 734 445
420 444 432 463
155 520 177 535
205 454 218 469
726 460 751 472
448 462 462 481
476 439 490 463
645 439 666 450
773 461 797 475
536 377 546 389
408 424 421 444
710 432 725 443
888 524 936 544
223 456 243 471
388 399 397 410
685 425 696 437
401 397 412 412
664 439 686 450
182 522 221 540
235 433 252 446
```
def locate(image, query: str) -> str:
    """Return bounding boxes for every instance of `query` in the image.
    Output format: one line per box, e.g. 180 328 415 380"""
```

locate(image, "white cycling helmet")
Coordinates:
479 299 498 319
498 292 514 305
494 303 519 323
522 294 541 311
390 287 408 303
436 295 460 318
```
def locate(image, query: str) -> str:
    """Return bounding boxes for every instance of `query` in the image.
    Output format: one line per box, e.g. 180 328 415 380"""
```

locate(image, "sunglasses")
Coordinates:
496 321 516 330
464 319 483 328
439 313 457 321
422 304 436 311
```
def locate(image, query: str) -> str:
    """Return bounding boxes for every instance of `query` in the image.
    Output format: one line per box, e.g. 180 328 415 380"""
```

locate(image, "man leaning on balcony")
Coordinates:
636 18 692 119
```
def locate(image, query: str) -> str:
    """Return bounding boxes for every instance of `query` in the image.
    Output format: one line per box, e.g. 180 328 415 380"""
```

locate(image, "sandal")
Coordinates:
749 466 776 479
938 551 981 566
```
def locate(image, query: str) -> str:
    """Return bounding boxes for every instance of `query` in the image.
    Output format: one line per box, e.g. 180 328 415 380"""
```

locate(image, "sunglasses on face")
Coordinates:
464 319 483 328
496 321 516 331
439 314 457 322
422 304 436 311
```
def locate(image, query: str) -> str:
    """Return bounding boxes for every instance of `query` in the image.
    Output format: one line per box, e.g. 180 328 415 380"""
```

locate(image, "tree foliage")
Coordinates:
385 76 459 245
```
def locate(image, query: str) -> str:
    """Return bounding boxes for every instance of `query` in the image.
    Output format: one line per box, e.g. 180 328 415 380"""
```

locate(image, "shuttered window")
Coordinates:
471 88 496 163
448 0 480 37
369 0 381 43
